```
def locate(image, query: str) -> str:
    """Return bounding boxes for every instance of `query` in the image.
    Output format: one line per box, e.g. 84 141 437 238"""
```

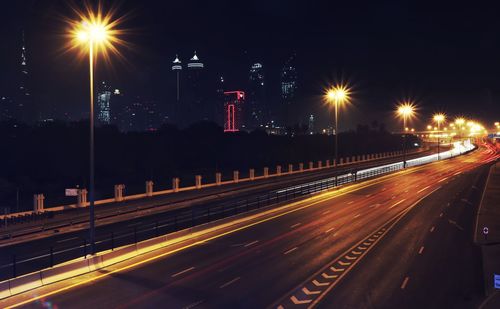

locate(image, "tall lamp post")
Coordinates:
396 102 415 168
326 85 350 167
70 10 121 255
433 113 446 161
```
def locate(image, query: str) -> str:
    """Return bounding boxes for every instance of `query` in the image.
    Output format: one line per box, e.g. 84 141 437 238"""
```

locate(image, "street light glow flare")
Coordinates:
325 84 352 105
433 113 446 125
396 102 416 119
66 3 127 62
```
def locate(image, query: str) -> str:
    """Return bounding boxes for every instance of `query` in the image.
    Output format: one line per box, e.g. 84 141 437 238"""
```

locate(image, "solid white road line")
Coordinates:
284 247 298 255
401 276 410 289
219 277 241 289
244 240 259 247
171 266 195 278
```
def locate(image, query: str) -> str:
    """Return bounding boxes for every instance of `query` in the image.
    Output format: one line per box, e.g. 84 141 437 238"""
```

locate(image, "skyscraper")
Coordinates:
224 91 245 132
172 55 182 102
97 81 112 125
280 54 298 125
186 51 208 124
16 31 32 123
308 114 315 135
247 63 267 129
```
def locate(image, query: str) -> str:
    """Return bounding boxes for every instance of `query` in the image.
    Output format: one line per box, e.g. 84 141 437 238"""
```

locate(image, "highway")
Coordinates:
2 143 497 308
0 149 438 280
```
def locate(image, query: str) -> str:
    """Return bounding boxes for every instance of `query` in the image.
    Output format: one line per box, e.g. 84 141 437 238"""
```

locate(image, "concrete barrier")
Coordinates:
101 244 138 268
136 236 168 255
8 272 43 296
41 259 90 285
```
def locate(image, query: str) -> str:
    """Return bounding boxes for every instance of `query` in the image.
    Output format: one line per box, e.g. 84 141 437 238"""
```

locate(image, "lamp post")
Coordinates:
326 85 350 167
396 102 415 168
71 11 121 255
433 113 446 161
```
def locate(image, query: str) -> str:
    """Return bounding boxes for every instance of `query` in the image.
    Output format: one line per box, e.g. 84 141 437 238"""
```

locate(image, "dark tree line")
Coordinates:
0 120 419 211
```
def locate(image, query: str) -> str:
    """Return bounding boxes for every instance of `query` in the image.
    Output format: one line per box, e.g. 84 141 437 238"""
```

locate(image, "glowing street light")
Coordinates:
433 113 446 160
325 84 351 169
69 6 124 255
396 102 416 168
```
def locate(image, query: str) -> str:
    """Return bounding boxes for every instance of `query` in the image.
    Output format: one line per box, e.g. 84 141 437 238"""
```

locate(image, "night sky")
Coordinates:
1 0 499 130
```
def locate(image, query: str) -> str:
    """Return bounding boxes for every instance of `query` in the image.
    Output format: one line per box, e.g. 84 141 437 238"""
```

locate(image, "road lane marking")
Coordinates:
56 237 79 243
401 276 410 289
438 177 448 183
325 227 335 233
290 295 312 305
322 272 338 279
322 210 331 215
418 246 424 254
338 261 351 266
244 240 259 247
171 266 195 278
312 279 330 287
417 185 430 193
302 287 320 295
363 242 371 246
290 223 302 229
439 212 443 218
184 299 204 309
389 199 406 209
345 255 357 260
430 226 435 232
284 247 298 255
365 194 372 197
347 201 354 205
219 277 241 289
353 214 361 219
330 266 344 272
357 246 366 250
391 195 396 199
352 250 362 255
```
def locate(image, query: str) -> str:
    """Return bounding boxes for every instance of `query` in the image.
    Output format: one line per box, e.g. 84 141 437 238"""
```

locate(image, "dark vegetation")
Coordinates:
0 120 419 212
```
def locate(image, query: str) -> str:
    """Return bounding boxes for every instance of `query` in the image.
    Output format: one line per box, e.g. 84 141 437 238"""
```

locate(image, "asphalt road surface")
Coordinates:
3 144 498 309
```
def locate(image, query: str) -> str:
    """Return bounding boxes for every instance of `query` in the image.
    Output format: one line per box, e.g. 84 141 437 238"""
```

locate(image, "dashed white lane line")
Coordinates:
430 226 435 233
365 194 372 198
244 240 259 247
284 247 298 255
302 287 321 295
172 266 195 278
219 276 241 289
417 185 430 193
418 246 424 254
184 299 204 309
322 210 331 215
325 227 335 234
389 199 406 209
439 212 443 218
438 177 448 183
454 171 461 176
347 201 354 205
290 223 302 229
56 236 79 243
391 195 396 199
353 214 361 219
401 276 410 289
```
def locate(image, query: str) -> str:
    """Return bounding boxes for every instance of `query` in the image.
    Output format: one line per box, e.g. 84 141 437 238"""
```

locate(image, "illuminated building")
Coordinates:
97 81 112 125
224 91 245 132
281 54 298 125
172 54 182 101
15 31 32 123
308 114 314 134
186 51 209 123
247 63 267 129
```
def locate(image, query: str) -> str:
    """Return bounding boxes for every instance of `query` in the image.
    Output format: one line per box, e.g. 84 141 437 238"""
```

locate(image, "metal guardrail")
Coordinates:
0 144 475 281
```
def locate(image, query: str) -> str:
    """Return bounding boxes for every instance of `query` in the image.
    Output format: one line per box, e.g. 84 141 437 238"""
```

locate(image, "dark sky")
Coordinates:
1 0 499 130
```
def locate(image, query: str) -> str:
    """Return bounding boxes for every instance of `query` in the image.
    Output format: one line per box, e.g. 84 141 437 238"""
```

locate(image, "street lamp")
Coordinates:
433 113 446 160
70 9 122 255
325 84 351 168
396 102 415 168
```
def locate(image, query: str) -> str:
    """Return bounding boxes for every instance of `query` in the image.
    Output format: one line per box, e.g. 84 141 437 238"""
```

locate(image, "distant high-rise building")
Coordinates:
185 51 209 124
308 114 314 135
172 55 182 102
0 96 14 121
281 54 298 125
224 91 245 132
97 81 112 125
16 31 32 123
247 63 267 129
215 75 225 127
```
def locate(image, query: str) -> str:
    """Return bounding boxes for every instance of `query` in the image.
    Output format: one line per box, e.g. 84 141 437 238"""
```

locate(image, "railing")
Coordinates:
0 143 475 281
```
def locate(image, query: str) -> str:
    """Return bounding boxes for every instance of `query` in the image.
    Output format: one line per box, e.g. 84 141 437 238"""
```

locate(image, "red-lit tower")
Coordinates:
223 91 245 132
